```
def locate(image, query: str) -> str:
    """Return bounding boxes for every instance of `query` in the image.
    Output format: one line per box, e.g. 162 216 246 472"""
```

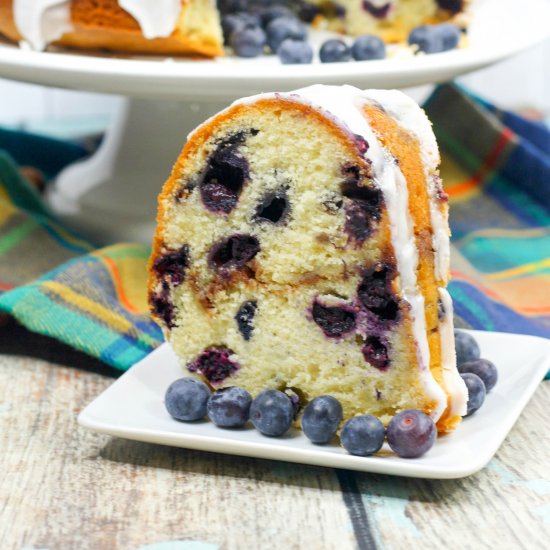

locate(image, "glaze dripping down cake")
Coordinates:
148 84 468 432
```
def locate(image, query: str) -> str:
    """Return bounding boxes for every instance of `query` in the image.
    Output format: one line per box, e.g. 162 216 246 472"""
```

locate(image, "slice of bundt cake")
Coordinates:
148 84 467 432
0 0 223 56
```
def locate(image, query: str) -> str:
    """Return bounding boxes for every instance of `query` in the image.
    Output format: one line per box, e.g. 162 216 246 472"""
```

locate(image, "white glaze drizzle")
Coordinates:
119 0 181 39
439 288 468 417
360 89 450 283
13 0 72 51
360 89 467 415
12 0 182 49
224 84 448 420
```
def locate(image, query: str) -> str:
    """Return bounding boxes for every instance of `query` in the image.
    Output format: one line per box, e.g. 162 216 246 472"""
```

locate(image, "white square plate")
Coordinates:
78 330 550 479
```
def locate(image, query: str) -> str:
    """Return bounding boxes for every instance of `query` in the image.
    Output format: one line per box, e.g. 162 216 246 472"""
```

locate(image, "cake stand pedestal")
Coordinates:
47 97 228 244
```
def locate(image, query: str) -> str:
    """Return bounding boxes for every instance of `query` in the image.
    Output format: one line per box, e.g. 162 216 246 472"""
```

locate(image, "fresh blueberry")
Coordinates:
362 336 390 371
266 16 307 53
340 415 385 456
408 25 444 54
230 25 266 57
461 373 486 416
351 35 386 60
312 301 356 338
187 347 240 386
409 23 460 54
250 389 294 437
235 300 257 340
165 378 211 422
454 329 481 365
260 6 295 27
458 358 498 392
207 386 253 428
221 13 260 44
277 38 313 64
320 39 352 63
386 410 436 458
301 395 343 444
436 23 461 51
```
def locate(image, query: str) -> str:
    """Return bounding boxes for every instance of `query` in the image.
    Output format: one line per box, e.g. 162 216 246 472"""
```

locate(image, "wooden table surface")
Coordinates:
1 353 549 550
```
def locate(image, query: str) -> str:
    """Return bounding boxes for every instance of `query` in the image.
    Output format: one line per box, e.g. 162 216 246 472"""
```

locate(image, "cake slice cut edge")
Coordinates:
148 84 468 432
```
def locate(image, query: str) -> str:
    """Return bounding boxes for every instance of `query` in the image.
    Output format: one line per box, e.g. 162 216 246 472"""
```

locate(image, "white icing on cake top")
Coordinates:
119 0 181 39
13 0 72 51
12 0 182 49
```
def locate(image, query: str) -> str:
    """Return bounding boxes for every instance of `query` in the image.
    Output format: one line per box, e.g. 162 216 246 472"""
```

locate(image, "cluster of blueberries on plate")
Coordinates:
455 329 498 416
164 330 498 460
218 0 462 64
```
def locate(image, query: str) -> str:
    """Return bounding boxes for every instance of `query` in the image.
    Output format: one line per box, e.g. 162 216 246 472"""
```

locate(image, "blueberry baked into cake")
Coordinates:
309 0 468 42
148 84 468 432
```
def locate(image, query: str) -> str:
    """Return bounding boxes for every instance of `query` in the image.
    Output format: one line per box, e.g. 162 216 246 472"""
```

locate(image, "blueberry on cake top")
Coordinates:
148 84 468 432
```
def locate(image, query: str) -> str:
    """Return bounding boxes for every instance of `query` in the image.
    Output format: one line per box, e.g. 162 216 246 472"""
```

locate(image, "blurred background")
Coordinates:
1 39 548 136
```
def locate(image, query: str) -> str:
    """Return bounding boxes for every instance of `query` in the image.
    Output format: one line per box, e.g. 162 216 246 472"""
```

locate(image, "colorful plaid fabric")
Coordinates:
425 84 550 345
0 84 548 376
0 148 163 370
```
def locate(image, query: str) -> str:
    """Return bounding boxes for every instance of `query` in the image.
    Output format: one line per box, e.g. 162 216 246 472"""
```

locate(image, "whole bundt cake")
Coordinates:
148 84 468 432
0 1 467 56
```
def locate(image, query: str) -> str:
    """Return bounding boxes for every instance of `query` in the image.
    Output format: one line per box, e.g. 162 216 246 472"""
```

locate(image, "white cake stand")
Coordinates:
0 0 548 244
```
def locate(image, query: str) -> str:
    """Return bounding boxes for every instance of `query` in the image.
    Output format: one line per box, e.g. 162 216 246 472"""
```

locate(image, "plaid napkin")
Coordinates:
424 84 550 342
0 146 163 369
0 83 548 378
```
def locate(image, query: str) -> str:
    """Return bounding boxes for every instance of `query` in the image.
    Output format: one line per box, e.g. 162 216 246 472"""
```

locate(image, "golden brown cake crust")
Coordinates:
0 1 21 43
65 0 222 57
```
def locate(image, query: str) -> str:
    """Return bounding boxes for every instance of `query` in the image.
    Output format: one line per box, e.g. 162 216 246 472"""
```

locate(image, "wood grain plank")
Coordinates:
0 356 355 550
353 383 550 550
1 354 548 550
